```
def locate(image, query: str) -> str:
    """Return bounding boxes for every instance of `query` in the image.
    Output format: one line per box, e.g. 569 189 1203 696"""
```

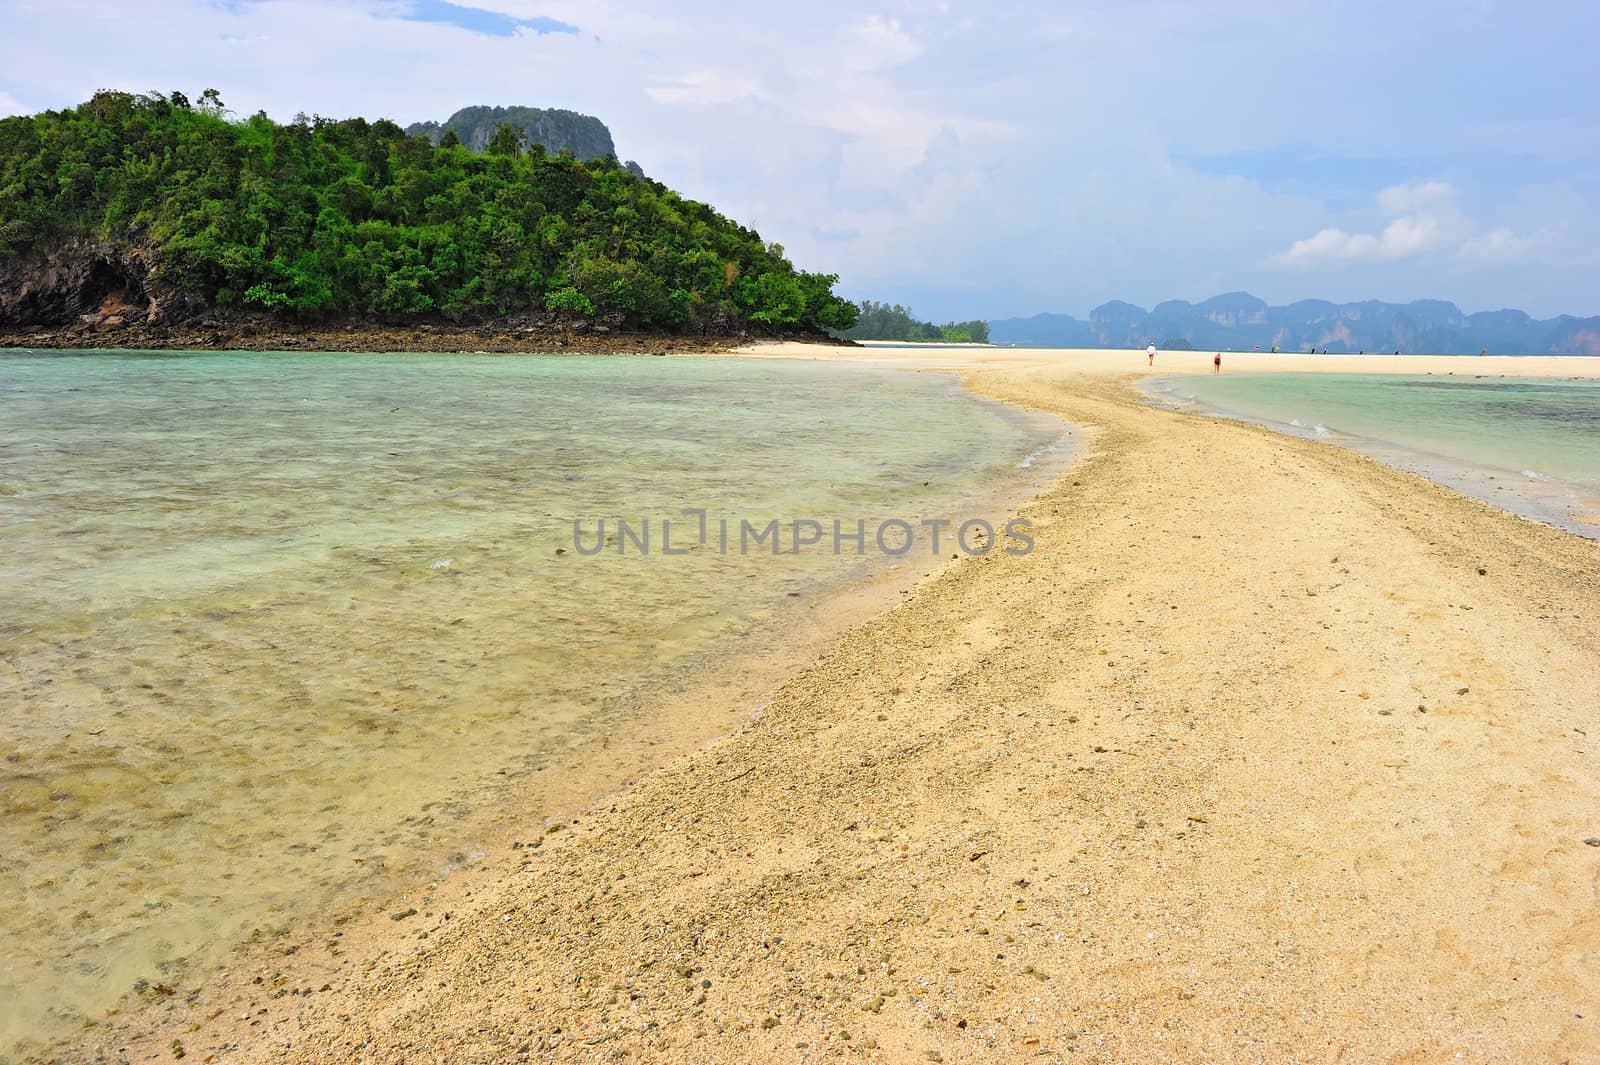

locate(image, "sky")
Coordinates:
1 0 1596 321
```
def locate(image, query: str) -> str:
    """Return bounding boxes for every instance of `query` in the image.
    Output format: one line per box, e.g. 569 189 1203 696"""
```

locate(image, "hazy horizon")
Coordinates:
987 289 1599 325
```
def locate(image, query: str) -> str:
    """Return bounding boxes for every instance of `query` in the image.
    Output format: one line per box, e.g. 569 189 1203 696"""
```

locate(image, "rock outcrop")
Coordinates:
406 106 616 159
1 241 147 327
0 239 210 330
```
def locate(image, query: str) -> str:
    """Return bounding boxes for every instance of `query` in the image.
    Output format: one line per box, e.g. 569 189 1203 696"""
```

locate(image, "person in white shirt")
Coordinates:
1146 343 1156 366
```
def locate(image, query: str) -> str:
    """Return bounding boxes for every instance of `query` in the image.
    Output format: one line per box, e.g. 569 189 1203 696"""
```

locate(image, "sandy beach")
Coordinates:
66 346 1600 1064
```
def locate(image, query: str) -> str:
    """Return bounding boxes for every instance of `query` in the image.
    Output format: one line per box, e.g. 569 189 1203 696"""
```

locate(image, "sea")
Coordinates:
0 349 1066 1058
1146 371 1600 538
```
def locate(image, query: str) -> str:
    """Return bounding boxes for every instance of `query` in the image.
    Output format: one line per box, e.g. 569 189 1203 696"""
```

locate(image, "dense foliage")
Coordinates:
838 300 989 343
0 91 857 331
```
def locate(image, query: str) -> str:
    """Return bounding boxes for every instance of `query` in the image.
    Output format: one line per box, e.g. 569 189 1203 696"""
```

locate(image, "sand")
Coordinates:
66 347 1600 1064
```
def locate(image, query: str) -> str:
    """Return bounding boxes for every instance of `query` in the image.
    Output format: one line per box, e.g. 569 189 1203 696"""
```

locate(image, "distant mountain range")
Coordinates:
989 292 1600 355
405 105 644 174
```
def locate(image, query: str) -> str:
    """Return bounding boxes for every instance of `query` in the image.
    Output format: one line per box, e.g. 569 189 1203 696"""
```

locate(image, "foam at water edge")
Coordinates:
1017 432 1073 469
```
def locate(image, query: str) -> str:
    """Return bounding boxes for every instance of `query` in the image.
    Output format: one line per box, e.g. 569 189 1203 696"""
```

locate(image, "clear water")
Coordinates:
1154 372 1600 536
0 350 1059 1058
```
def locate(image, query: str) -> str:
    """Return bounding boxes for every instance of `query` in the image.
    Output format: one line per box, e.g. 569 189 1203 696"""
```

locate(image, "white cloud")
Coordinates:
1272 181 1540 268
1275 215 1454 264
840 15 922 72
1457 226 1547 265
1375 179 1455 215
0 91 26 117
646 69 765 107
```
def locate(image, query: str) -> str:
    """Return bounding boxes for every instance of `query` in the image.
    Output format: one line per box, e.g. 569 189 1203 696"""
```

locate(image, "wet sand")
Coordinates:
62 346 1600 1063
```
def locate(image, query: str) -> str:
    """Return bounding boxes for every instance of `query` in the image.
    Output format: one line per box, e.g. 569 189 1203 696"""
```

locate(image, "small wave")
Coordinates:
1289 418 1304 428
1522 469 1550 481
1017 445 1052 469
1312 424 1331 436
1017 434 1072 469
430 558 453 569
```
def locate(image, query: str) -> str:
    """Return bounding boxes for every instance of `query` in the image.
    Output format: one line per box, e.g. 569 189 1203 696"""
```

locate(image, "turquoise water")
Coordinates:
1152 372 1600 535
0 350 1061 1058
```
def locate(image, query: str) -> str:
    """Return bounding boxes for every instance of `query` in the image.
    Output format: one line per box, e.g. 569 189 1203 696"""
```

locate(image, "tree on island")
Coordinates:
0 91 858 334
486 122 526 157
838 301 990 343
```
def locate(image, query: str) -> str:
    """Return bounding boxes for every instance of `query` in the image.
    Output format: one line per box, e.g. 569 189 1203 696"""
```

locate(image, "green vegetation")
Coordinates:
838 301 989 343
0 90 857 332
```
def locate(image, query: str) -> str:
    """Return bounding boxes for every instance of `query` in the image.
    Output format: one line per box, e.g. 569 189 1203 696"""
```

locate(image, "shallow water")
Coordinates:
0 350 1060 1057
1148 372 1600 536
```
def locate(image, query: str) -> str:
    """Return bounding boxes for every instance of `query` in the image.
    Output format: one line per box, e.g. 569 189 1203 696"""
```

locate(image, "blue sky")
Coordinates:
1 0 1596 320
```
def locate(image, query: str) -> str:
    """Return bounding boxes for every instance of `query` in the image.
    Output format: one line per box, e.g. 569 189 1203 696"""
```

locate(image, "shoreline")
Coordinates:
43 346 1600 1063
1138 373 1600 540
26 353 1073 1063
0 325 850 356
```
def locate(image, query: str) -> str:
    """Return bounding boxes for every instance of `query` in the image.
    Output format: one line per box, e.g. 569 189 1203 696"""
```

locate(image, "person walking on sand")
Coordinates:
1146 343 1156 366
1213 352 1222 374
